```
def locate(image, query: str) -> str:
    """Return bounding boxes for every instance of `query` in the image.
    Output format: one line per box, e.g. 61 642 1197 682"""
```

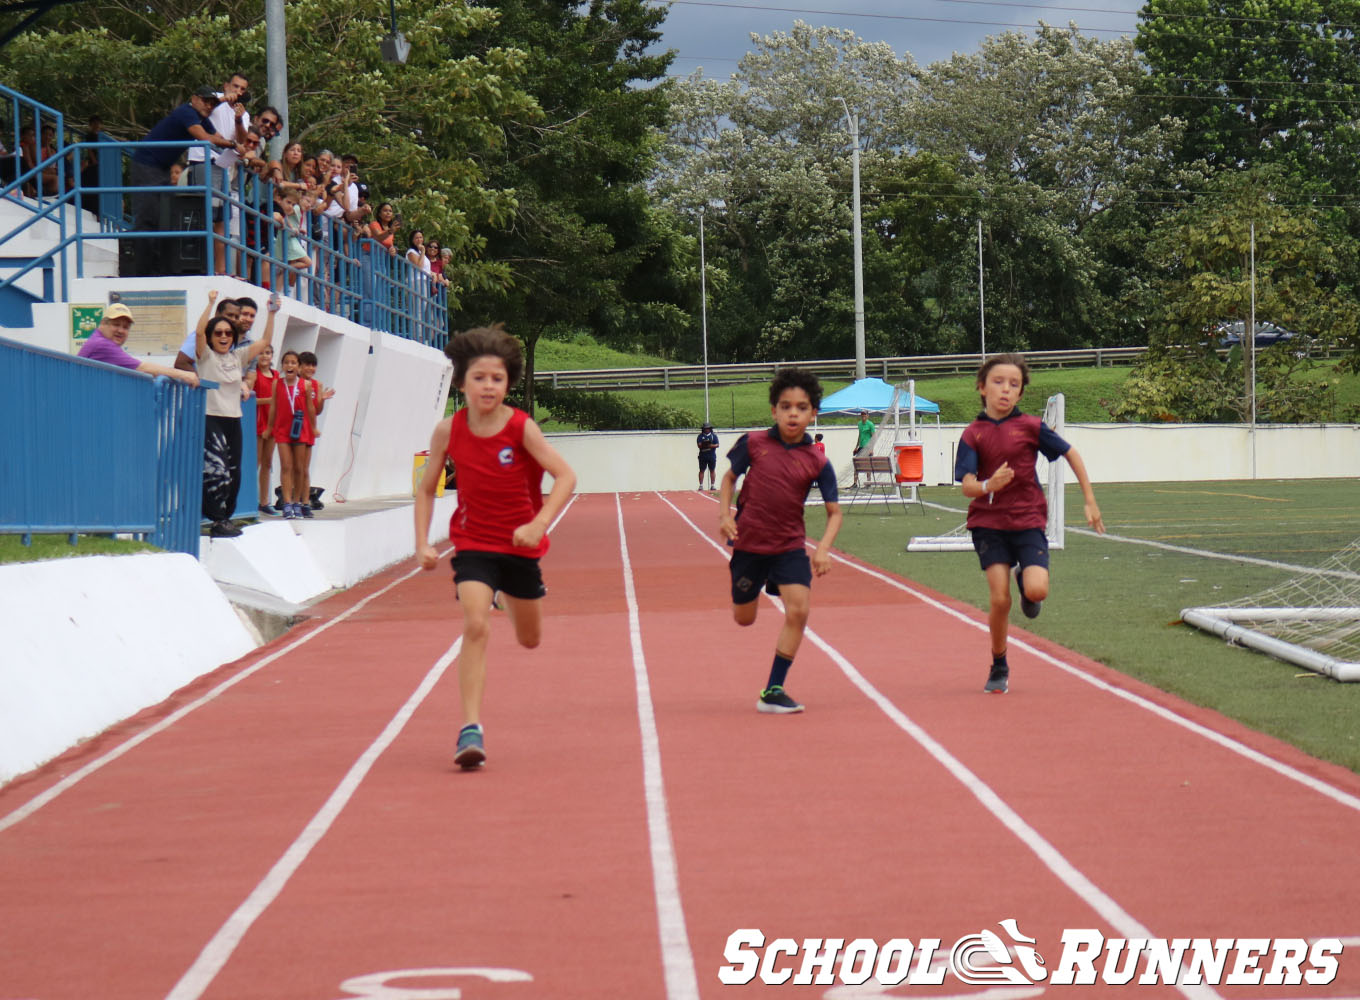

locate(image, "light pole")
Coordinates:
699 206 710 424
265 0 288 157
836 97 866 381
381 0 410 63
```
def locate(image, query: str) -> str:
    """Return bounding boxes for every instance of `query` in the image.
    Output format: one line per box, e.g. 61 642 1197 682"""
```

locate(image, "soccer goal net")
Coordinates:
907 393 1066 552
1181 540 1360 682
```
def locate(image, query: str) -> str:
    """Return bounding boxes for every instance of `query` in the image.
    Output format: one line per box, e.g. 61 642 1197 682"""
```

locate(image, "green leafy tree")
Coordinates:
1110 166 1360 422
446 0 682 409
0 0 536 297
654 23 919 363
903 25 1190 351
1137 0 1360 196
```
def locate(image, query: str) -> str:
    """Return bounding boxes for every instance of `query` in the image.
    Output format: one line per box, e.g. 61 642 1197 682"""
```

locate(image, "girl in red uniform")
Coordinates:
295 351 335 517
267 349 317 520
247 342 278 515
414 325 577 769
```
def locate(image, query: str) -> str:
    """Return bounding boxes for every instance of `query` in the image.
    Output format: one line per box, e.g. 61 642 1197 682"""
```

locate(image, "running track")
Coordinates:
3 491 1360 1000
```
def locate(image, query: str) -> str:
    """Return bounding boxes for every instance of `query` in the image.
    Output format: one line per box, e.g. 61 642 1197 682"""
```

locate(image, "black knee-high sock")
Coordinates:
767 653 793 689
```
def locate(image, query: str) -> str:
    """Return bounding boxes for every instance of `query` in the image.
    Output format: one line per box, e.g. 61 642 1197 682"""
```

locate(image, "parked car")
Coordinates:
1216 320 1296 348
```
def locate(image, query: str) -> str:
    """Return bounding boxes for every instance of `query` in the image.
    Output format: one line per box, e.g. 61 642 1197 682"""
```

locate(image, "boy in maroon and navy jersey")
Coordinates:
415 325 577 768
954 353 1104 693
719 368 842 714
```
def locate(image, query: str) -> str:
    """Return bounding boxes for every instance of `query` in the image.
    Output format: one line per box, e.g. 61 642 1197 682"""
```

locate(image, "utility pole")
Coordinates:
699 206 710 424
265 0 288 158
836 97 866 380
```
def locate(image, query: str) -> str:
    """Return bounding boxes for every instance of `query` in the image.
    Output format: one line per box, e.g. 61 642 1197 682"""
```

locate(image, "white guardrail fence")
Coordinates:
534 347 1147 390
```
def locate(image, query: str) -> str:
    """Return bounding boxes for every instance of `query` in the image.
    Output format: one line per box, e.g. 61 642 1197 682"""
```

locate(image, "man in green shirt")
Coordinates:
855 411 876 454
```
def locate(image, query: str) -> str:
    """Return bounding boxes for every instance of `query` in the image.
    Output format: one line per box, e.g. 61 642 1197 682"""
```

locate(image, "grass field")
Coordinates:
533 338 1360 430
0 534 157 565
811 478 1360 774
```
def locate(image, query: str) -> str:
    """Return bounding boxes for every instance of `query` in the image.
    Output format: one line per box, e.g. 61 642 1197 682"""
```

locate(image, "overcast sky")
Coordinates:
652 0 1146 79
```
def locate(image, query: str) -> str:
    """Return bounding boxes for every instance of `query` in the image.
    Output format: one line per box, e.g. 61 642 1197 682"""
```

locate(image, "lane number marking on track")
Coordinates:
335 966 532 999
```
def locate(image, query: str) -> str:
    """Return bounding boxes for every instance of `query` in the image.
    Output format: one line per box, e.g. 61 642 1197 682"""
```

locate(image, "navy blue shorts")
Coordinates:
698 450 716 471
729 548 812 605
451 550 546 600
969 526 1049 572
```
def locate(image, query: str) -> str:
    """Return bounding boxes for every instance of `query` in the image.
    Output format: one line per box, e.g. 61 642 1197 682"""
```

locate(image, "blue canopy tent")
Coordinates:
818 377 939 415
817 378 942 497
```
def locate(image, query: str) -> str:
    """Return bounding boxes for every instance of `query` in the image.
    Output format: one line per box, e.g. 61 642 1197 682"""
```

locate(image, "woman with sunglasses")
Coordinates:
424 238 449 285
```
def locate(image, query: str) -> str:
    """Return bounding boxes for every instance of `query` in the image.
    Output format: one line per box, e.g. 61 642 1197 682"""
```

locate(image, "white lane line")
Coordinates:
654 492 1223 1000
922 497 1360 581
689 490 1360 812
164 637 462 1000
827 549 1360 816
614 494 701 1000
0 495 585 834
0 552 451 835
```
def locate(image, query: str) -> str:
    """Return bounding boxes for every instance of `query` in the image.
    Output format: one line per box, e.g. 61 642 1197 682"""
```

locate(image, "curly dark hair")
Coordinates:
769 367 823 409
445 324 524 389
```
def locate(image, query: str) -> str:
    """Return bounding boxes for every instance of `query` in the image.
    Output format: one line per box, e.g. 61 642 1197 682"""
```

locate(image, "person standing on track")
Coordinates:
696 421 719 491
955 353 1105 694
414 325 577 769
718 368 842 714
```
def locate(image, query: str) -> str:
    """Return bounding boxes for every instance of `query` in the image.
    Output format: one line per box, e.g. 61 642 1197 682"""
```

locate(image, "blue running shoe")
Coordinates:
455 724 486 768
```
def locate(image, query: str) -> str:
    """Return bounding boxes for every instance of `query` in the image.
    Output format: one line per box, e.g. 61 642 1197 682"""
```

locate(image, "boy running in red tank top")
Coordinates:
954 353 1105 694
414 325 577 769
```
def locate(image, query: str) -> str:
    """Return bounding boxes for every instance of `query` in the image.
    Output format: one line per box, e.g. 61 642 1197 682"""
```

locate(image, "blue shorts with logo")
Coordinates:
969 526 1049 573
729 548 812 605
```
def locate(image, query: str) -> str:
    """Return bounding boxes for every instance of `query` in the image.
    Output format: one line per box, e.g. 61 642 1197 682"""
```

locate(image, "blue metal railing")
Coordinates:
1 87 64 209
0 336 209 555
1 83 448 348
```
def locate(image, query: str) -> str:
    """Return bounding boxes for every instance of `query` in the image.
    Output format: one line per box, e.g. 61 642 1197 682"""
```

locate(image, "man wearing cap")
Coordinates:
128 87 247 236
77 303 200 386
696 420 720 492
186 74 252 275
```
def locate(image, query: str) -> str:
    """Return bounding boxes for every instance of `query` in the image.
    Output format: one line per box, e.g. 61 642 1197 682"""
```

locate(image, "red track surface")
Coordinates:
3 491 1360 1000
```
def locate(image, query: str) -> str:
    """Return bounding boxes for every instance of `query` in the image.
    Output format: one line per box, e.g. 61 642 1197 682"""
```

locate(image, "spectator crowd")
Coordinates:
9 70 453 304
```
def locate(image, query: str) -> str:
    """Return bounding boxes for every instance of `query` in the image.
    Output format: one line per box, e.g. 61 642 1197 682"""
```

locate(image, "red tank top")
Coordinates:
446 407 548 558
254 369 276 435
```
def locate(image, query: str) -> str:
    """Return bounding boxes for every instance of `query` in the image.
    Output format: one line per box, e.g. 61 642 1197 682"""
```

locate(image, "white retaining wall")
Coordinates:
545 422 1360 492
0 494 457 785
0 552 256 783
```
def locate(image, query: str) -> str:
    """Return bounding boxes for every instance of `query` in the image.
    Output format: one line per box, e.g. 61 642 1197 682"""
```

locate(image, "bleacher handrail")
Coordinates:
0 119 448 348
0 335 207 555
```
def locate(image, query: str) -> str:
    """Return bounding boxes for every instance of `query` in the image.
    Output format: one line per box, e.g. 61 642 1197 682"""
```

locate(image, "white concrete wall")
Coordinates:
0 553 257 783
341 330 453 499
1 493 459 784
545 422 1360 493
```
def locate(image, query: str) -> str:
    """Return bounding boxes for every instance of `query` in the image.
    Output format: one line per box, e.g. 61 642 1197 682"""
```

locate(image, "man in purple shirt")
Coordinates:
77 303 200 386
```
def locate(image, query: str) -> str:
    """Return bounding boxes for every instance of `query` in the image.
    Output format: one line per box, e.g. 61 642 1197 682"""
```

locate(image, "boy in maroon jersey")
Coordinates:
414 326 577 768
954 354 1104 693
719 369 842 714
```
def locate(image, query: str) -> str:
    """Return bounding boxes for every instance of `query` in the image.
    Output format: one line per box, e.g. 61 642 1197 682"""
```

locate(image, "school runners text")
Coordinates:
719 921 1342 987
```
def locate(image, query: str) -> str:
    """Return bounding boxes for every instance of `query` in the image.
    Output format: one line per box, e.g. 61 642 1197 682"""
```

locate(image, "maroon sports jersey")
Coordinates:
954 409 1069 531
728 428 836 554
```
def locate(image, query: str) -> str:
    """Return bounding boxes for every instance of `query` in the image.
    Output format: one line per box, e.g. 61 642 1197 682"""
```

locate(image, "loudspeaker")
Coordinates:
162 194 207 275
119 236 160 277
